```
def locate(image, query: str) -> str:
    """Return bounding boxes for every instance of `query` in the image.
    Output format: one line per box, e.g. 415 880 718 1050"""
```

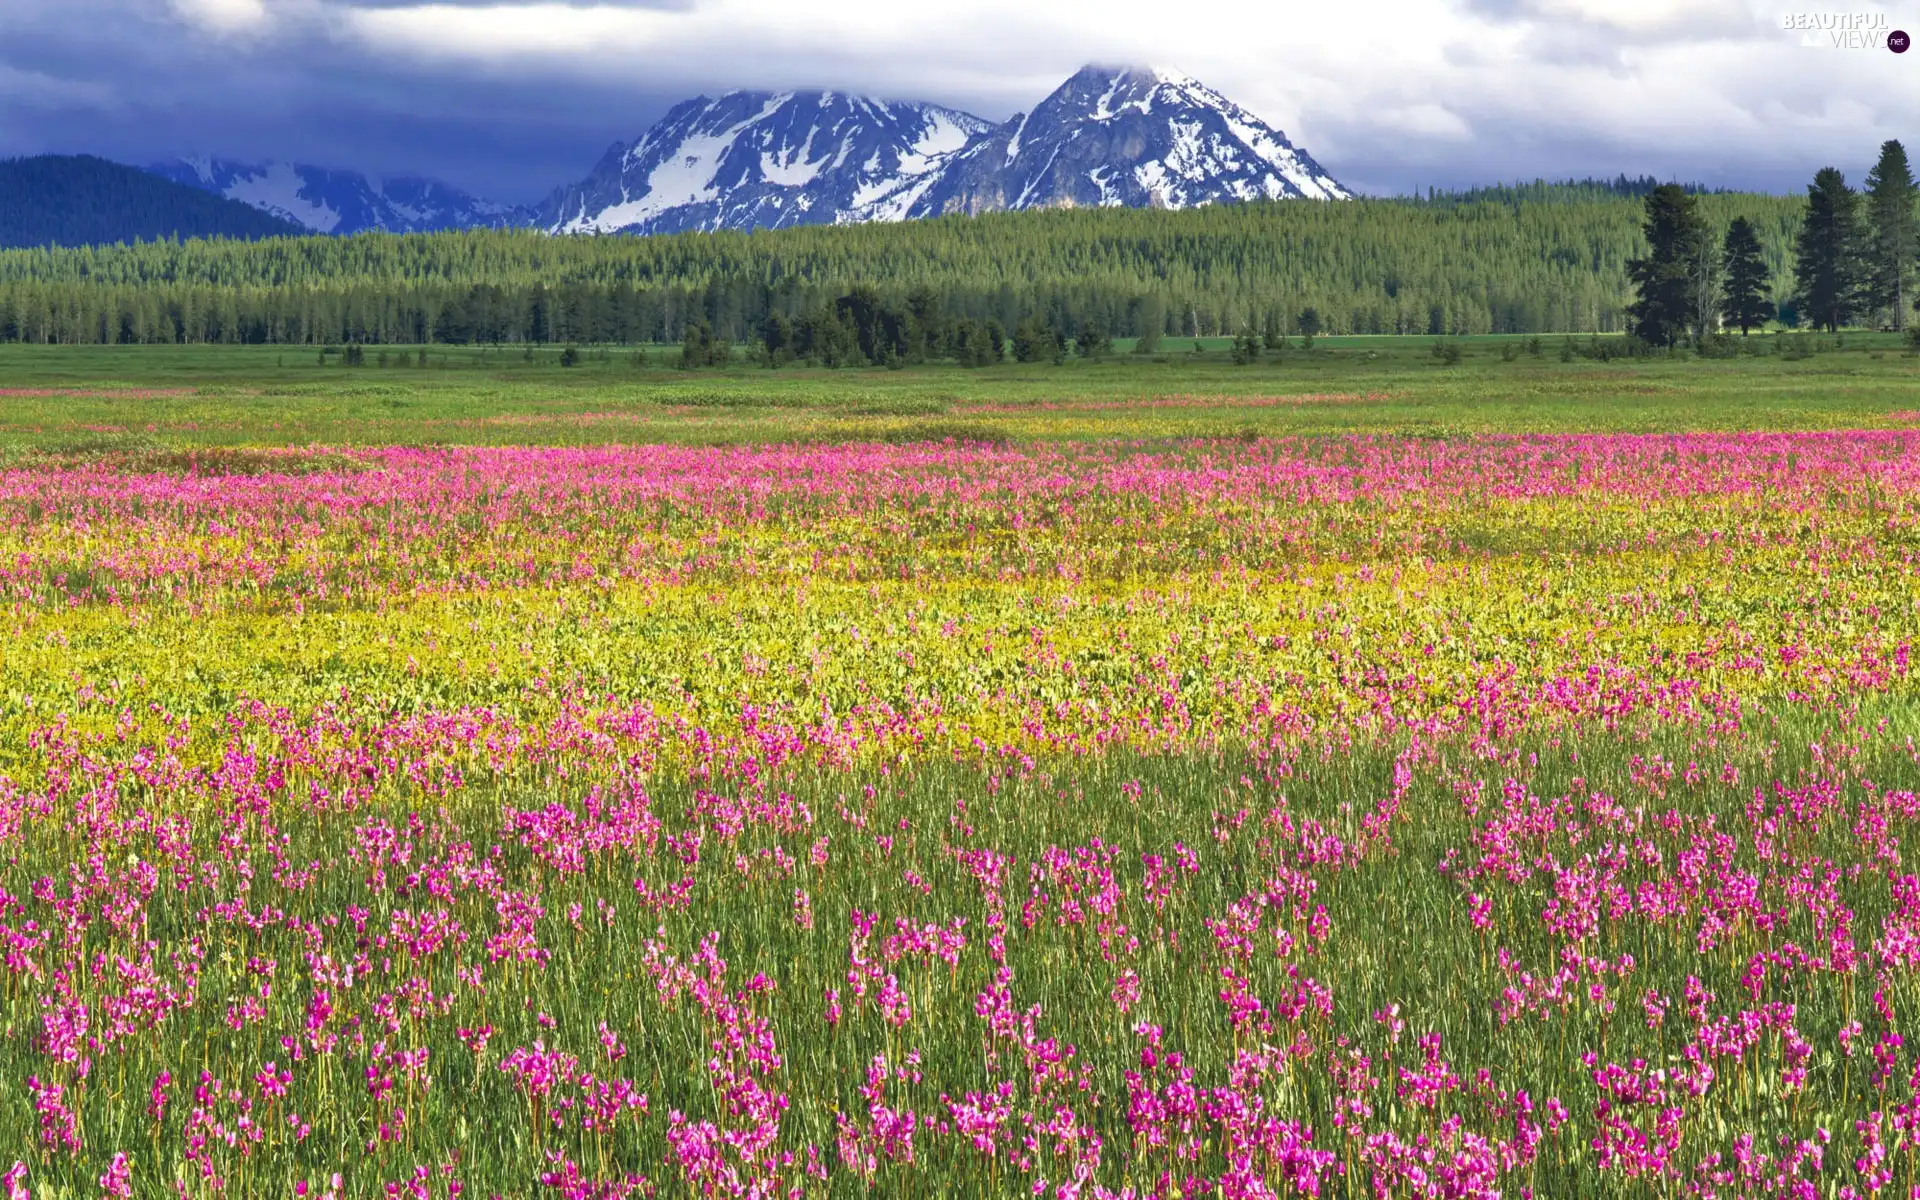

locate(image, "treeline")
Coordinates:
0 185 1813 347
0 156 302 249
1626 141 1919 346
1407 175 1738 209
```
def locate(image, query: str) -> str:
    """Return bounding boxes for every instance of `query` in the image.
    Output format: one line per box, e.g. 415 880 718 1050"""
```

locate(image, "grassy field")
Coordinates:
0 338 1918 1196
0 332 1913 455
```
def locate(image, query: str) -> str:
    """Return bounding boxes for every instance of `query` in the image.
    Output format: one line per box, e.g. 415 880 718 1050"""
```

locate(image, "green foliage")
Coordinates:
1011 316 1066 364
1720 217 1773 335
1864 140 1918 331
0 334 1915 459
1626 185 1714 347
0 191 1809 346
679 320 732 369
945 318 1004 367
1794 168 1869 333
760 312 794 367
1131 296 1166 354
1408 174 1740 208
0 155 302 248
1230 326 1261 365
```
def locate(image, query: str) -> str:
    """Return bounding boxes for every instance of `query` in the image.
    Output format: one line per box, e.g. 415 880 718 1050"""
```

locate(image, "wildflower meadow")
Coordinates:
2 404 1920 1197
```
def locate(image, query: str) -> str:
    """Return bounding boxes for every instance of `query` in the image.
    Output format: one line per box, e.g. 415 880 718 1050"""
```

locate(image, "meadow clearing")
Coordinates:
0 337 1916 1197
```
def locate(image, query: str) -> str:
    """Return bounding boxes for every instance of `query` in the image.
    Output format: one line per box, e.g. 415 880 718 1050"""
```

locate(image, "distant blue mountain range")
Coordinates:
148 158 529 234
143 64 1349 239
0 154 302 248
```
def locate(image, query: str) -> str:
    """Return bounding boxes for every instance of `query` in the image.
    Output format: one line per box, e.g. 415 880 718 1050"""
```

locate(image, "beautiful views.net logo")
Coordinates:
1782 12 1909 50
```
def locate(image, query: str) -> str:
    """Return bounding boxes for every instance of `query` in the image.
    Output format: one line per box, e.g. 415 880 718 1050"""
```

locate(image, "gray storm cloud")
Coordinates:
0 0 1913 203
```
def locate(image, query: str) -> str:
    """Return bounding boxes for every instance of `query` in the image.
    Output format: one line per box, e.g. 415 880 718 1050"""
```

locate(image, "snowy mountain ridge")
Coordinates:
151 64 1348 238
541 64 1349 235
534 90 993 236
151 157 529 235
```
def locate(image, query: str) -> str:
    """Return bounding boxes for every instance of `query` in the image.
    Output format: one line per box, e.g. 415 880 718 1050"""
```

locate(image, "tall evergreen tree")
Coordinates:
1793 167 1868 333
0 187 1813 345
1296 307 1322 345
528 283 552 344
1132 295 1165 353
1865 140 1918 331
1626 185 1711 346
1719 217 1772 335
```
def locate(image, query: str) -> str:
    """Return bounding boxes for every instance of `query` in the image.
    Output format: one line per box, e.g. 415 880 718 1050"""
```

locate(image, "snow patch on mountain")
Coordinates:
909 64 1349 218
156 64 1346 240
222 161 343 233
535 91 994 236
538 64 1348 235
149 158 527 234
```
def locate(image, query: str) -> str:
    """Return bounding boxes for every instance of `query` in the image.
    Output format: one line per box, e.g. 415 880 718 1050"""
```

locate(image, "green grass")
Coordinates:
1 331 1916 1194
0 333 1913 454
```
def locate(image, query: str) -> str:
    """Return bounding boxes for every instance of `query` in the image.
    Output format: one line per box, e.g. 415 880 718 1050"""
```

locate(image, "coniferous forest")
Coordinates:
0 156 304 252
0 181 1818 352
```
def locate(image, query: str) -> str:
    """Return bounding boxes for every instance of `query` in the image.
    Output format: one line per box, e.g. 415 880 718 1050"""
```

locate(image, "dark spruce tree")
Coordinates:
678 319 730 368
1076 323 1112 358
1131 295 1165 354
1719 217 1773 335
1793 167 1867 333
1231 326 1262 364
1011 316 1065 364
0 185 1815 346
1296 306 1322 351
759 312 794 367
1626 184 1712 346
1865 140 1917 331
0 155 302 247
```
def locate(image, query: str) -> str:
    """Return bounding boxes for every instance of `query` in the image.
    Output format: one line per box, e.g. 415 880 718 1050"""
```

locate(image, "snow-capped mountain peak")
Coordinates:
530 63 1348 233
911 63 1349 216
533 90 994 236
149 158 527 234
535 64 1346 235
160 64 1347 240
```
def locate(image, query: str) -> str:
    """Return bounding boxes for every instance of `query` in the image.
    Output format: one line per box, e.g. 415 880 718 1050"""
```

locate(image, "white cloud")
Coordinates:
46 0 1917 194
170 0 274 33
0 63 117 108
331 0 1915 161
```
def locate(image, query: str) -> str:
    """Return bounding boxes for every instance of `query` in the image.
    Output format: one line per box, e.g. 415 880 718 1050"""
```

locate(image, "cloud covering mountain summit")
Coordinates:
538 64 1348 235
150 64 1348 238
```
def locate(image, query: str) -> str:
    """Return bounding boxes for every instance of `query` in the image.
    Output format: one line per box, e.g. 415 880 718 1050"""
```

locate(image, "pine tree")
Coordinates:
1865 140 1917 331
760 312 793 367
1626 185 1711 346
1297 306 1321 351
679 319 729 368
0 187 1814 345
1260 309 1283 352
1719 217 1772 335
528 283 552 344
1132 295 1165 354
1012 316 1064 363
1793 167 1868 333
1231 326 1261 364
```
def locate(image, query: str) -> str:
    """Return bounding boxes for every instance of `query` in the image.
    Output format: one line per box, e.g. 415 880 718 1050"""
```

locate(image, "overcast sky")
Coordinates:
1 0 1915 203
